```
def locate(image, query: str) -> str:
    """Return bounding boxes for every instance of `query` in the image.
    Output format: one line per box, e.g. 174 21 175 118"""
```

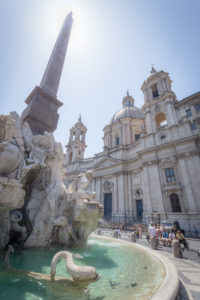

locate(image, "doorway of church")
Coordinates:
136 200 143 220
104 193 112 220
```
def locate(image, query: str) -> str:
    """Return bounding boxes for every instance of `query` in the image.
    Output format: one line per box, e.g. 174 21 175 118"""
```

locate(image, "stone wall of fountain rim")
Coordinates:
92 235 179 300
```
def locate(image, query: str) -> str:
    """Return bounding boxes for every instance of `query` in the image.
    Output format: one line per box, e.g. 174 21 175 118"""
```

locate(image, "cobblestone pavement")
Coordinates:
96 229 200 300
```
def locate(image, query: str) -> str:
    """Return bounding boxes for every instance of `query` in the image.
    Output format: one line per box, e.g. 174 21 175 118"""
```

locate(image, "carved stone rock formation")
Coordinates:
0 112 103 249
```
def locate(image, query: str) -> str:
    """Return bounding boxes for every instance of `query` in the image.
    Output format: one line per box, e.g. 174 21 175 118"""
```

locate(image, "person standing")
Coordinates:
167 230 175 247
139 225 142 239
176 230 189 250
148 222 156 237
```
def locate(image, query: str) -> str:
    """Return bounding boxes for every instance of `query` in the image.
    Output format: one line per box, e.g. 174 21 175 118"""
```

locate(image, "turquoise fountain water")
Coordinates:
0 237 165 300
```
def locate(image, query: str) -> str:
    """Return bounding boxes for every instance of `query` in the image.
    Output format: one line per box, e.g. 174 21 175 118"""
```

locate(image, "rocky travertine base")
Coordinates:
0 112 103 249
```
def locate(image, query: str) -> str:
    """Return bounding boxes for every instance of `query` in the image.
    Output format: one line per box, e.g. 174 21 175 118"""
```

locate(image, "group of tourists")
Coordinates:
116 224 143 240
147 222 189 249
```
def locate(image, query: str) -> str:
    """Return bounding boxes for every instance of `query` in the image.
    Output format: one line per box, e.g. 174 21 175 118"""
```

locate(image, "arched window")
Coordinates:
116 136 120 146
69 152 73 163
151 83 159 98
80 131 84 141
155 112 167 127
170 194 181 212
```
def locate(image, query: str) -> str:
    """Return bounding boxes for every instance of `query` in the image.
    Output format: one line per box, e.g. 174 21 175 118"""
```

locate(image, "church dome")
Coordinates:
110 92 144 124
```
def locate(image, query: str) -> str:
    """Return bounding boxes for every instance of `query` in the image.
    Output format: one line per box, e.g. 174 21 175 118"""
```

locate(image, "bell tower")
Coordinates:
66 116 87 163
141 67 178 134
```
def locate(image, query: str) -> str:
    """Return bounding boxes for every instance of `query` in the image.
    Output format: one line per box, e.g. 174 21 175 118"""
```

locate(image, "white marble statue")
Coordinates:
4 245 100 285
68 170 96 201
50 251 100 283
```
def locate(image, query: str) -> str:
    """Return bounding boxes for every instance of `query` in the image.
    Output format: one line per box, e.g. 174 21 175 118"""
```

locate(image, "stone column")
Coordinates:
144 89 148 103
122 125 126 145
145 110 153 134
71 146 77 162
117 172 125 221
81 131 86 143
127 171 133 217
142 166 152 213
69 130 73 142
126 124 131 144
165 98 178 126
112 175 118 215
178 159 197 212
147 88 153 102
75 128 81 140
95 178 101 204
112 134 115 148
128 172 135 216
104 132 107 148
99 177 103 205
121 119 131 145
124 172 128 214
91 179 95 194
157 81 162 96
150 164 165 212
108 129 112 148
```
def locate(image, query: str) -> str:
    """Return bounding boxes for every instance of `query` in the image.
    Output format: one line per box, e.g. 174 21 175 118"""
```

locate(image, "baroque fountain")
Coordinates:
0 11 179 300
0 111 103 297
0 112 179 300
0 111 103 250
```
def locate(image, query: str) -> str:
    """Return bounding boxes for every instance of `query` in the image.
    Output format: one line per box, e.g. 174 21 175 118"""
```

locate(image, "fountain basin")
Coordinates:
0 235 179 300
93 235 179 300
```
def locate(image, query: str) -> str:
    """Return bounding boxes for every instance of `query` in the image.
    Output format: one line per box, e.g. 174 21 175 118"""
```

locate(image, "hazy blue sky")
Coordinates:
1 0 200 157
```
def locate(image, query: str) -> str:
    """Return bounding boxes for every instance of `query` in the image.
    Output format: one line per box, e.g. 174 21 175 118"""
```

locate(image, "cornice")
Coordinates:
66 140 87 148
175 91 200 107
137 134 199 155
25 85 63 107
142 92 177 111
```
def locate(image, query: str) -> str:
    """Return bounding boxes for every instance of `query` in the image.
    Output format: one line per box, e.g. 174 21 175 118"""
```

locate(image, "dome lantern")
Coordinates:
110 91 144 124
122 90 135 108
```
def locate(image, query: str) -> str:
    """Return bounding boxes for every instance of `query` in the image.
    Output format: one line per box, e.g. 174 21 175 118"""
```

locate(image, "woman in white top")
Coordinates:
167 230 175 247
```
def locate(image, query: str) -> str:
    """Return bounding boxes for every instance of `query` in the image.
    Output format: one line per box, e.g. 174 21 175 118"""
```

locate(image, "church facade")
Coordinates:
65 68 200 233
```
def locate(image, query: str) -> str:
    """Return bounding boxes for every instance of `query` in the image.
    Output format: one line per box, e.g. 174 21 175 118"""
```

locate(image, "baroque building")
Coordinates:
65 67 200 233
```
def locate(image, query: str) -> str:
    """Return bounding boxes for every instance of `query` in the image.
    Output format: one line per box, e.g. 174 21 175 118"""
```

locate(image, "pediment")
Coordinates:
93 157 119 169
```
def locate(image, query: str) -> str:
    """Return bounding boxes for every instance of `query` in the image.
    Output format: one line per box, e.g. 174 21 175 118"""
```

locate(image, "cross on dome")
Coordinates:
78 114 82 122
150 64 157 74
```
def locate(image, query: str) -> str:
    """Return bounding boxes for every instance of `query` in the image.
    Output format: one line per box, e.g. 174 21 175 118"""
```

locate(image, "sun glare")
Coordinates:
44 2 90 54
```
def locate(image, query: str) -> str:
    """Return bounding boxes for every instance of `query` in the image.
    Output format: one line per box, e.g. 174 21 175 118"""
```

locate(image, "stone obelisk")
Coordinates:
21 12 73 135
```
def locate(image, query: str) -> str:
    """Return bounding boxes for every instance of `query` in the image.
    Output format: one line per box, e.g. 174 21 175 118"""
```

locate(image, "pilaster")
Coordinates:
178 158 197 212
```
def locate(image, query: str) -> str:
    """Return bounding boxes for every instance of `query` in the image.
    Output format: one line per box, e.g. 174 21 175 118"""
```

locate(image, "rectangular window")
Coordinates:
151 84 159 98
185 109 192 117
116 137 120 146
165 168 175 183
136 200 143 219
190 122 197 131
104 193 112 219
135 134 140 141
195 103 200 112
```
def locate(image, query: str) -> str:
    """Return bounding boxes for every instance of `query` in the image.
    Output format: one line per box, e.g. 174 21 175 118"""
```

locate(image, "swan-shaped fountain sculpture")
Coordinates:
50 251 100 283
4 245 100 285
